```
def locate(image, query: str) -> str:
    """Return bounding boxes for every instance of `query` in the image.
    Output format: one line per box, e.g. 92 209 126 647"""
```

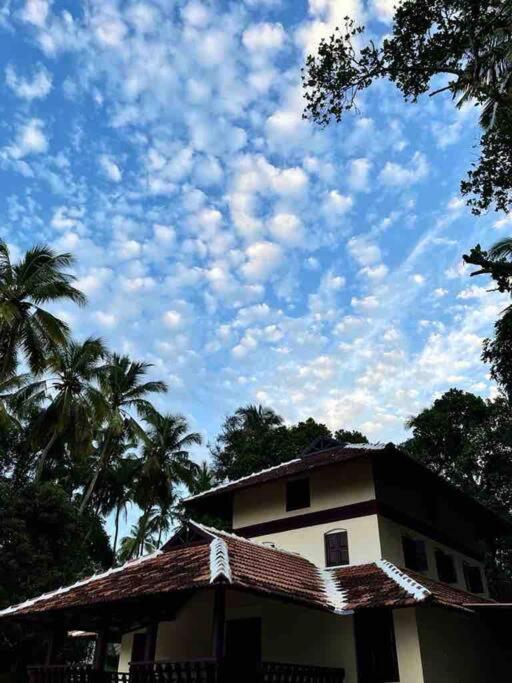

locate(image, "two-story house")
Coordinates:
2 442 511 683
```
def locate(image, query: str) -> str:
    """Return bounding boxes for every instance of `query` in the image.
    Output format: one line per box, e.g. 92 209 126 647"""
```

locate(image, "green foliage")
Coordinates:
404 389 512 594
334 428 369 444
302 1 512 213
210 405 368 481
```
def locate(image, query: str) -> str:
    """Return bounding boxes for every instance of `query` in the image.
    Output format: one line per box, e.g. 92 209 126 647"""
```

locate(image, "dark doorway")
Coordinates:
354 609 399 682
225 617 262 683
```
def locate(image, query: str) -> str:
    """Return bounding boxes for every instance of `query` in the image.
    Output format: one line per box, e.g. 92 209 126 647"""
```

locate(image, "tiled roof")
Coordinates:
0 522 496 620
184 444 386 503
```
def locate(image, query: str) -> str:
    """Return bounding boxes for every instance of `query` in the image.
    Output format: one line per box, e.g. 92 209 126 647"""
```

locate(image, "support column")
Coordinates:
144 620 159 662
212 585 226 680
93 623 110 672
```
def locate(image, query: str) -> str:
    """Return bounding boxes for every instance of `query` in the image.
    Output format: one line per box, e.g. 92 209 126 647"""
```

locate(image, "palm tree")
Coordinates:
79 354 167 514
117 509 159 563
31 338 108 481
0 372 44 430
189 460 217 495
94 451 139 557
133 409 201 545
489 237 512 262
233 404 284 432
0 241 86 380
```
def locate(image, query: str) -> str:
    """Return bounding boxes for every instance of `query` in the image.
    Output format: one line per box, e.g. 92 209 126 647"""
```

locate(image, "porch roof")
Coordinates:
0 522 497 623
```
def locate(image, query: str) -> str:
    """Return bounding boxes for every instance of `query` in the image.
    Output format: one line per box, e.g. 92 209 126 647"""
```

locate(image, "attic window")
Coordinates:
402 536 428 572
435 550 457 584
325 530 349 567
286 477 310 511
463 563 484 594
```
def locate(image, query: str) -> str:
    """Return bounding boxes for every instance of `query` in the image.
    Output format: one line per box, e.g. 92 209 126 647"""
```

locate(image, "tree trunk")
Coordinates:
35 431 58 482
79 435 111 515
113 505 121 558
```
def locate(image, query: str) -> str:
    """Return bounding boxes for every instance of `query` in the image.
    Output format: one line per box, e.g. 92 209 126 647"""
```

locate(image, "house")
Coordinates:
2 442 512 682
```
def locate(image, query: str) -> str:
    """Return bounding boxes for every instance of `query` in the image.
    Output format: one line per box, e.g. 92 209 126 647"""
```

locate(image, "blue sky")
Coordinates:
1 0 511 462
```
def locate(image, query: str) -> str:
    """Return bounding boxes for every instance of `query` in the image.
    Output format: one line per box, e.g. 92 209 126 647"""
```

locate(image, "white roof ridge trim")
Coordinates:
318 568 352 615
185 443 385 502
0 550 163 618
209 537 232 584
189 520 312 560
376 559 431 601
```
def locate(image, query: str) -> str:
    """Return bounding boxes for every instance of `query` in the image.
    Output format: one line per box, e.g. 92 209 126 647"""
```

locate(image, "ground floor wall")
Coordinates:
118 589 358 681
417 606 512 683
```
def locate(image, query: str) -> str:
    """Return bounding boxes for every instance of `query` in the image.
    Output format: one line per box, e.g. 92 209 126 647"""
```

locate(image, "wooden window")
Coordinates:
435 549 457 584
463 563 484 594
131 632 147 662
286 477 310 511
355 608 399 682
325 530 349 567
402 535 428 572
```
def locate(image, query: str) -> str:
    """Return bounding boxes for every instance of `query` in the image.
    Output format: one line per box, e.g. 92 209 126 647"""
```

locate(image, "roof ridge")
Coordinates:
376 559 430 601
209 537 232 584
0 550 163 618
318 568 352 615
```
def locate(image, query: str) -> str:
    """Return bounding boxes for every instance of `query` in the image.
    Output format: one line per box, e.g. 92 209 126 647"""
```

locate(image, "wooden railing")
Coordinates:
28 661 345 683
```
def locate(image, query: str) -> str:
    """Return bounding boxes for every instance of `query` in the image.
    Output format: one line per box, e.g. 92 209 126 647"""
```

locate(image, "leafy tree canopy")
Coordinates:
302 0 512 213
210 405 369 481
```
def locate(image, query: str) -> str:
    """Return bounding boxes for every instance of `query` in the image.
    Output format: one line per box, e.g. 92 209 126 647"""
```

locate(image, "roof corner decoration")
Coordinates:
376 559 431 601
209 537 232 584
318 568 352 615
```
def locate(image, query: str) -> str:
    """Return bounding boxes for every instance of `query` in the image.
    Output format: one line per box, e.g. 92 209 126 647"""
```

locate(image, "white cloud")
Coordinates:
347 158 372 192
268 213 304 246
21 0 49 27
242 23 286 52
324 190 353 215
242 241 283 282
347 237 381 266
99 155 123 182
379 152 429 187
163 310 183 328
371 0 397 22
6 118 48 158
411 274 425 285
433 288 448 298
5 64 52 100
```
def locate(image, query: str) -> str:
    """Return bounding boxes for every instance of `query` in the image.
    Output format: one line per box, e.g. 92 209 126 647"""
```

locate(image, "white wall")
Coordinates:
378 517 489 596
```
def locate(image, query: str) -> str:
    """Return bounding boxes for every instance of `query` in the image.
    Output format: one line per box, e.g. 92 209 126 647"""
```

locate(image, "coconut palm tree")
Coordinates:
0 241 86 380
31 337 108 481
79 354 167 514
189 460 217 495
117 509 159 563
133 409 201 545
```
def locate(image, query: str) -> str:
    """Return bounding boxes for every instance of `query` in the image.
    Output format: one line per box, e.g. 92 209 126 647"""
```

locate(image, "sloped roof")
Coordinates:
0 522 497 622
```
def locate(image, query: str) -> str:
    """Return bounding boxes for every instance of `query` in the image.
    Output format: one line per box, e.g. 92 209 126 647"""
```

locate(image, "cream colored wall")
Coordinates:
118 629 144 673
118 589 358 682
393 608 424 683
378 516 489 596
253 515 382 566
233 460 375 529
417 606 512 682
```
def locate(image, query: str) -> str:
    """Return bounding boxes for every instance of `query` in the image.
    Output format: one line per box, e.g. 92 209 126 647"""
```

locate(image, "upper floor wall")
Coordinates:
232 459 375 531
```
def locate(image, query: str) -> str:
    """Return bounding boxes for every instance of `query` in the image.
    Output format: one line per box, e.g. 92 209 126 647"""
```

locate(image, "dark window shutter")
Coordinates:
402 536 428 572
435 550 457 584
355 608 399 682
325 531 349 567
464 563 484 594
131 632 147 662
285 478 310 511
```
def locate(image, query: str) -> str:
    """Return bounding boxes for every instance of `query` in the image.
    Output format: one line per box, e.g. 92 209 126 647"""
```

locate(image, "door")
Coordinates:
225 617 262 683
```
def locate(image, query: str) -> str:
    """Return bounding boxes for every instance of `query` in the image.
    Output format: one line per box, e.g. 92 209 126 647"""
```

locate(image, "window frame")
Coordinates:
285 477 311 512
435 549 457 584
401 535 428 572
463 562 484 594
324 529 350 568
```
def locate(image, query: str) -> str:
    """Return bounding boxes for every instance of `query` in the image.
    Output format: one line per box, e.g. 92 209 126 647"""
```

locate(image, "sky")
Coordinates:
1 0 511 465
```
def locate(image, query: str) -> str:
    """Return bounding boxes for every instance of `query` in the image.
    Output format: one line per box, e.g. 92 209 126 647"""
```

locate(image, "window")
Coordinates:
402 535 428 572
463 563 484 594
286 477 310 511
325 530 349 567
435 550 457 584
131 632 147 662
355 608 399 682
